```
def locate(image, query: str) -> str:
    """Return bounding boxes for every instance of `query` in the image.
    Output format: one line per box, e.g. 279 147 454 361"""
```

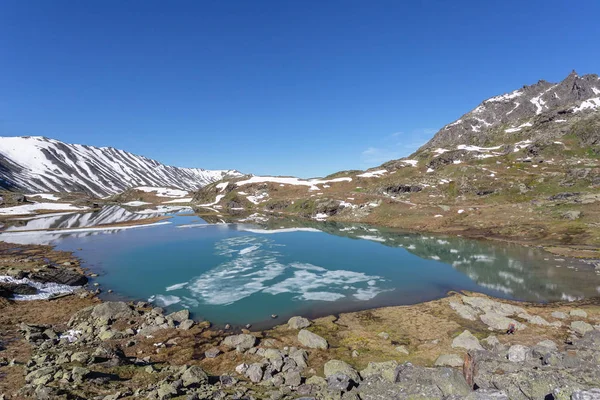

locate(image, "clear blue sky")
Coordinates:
1 1 599 177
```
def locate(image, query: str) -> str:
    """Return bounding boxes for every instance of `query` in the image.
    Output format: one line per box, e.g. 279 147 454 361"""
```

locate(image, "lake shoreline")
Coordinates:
2 240 600 398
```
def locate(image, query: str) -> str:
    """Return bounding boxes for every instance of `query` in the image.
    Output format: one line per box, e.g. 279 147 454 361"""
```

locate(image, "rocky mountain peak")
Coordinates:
418 71 600 152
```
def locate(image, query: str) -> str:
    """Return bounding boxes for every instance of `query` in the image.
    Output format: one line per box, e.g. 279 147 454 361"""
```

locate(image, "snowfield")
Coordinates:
0 202 88 215
234 175 352 192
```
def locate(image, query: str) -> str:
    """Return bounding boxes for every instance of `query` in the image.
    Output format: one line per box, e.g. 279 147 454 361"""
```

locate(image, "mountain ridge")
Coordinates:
417 71 600 153
0 136 242 197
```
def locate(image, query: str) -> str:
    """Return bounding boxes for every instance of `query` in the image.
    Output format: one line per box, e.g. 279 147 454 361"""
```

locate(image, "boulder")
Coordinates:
535 339 558 352
204 347 221 359
572 389 600 400
434 354 464 367
0 282 37 297
570 309 588 318
507 345 530 362
571 321 594 336
181 365 208 387
166 309 190 323
324 360 360 382
298 329 328 349
464 389 509 399
452 330 484 351
288 316 311 329
480 312 526 331
91 302 135 321
518 313 550 326
245 363 263 383
289 348 309 370
327 373 353 391
30 268 87 286
178 319 194 330
449 301 479 321
360 361 398 382
222 334 256 351
551 311 568 320
481 335 501 350
284 369 302 386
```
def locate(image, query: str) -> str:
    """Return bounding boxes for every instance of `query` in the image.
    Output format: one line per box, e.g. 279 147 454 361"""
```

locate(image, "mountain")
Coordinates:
418 71 600 151
0 136 241 197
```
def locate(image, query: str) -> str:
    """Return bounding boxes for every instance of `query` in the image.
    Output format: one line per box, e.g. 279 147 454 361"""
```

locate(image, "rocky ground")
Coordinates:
1 244 600 399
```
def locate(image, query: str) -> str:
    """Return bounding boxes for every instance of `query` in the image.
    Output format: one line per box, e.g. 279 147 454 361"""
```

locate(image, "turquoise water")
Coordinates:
2 209 599 329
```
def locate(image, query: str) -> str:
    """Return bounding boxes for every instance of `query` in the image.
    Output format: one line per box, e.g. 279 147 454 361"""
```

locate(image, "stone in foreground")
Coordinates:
435 354 464 367
288 316 311 329
324 359 360 382
222 334 256 351
451 330 484 351
298 329 328 349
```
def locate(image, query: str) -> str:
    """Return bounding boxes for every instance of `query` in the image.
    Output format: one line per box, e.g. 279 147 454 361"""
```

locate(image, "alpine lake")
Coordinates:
2 206 599 330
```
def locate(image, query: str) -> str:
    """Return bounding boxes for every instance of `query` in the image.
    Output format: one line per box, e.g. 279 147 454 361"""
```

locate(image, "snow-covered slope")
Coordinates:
0 136 242 197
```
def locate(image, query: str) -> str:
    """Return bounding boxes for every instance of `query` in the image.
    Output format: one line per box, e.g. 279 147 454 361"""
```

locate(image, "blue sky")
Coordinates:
1 1 599 177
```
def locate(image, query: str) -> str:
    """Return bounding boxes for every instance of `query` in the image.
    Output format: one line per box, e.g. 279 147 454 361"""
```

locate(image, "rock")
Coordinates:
263 348 284 361
518 313 550 326
70 351 89 364
360 361 398 382
157 382 178 399
71 366 90 383
26 366 56 384
377 332 390 340
222 334 256 351
562 210 582 220
327 373 353 391
351 350 359 358
91 302 135 321
181 365 208 387
449 301 479 321
570 309 588 318
284 369 302 386
288 316 311 329
573 330 600 351
204 347 221 358
395 345 409 355
571 320 594 335
551 311 568 319
480 312 526 331
298 329 328 349
535 339 558 352
178 319 194 330
435 354 464 367
245 363 263 383
572 389 600 400
30 268 88 286
166 309 190 323
289 348 309 370
235 363 248 374
0 282 38 296
219 375 236 387
481 335 501 350
462 296 524 316
452 330 484 351
464 389 509 399
433 367 471 397
507 344 530 362
324 360 360 382
306 375 327 387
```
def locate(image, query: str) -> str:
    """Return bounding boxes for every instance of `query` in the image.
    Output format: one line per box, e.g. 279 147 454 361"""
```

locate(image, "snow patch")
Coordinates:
0 202 88 215
357 169 387 178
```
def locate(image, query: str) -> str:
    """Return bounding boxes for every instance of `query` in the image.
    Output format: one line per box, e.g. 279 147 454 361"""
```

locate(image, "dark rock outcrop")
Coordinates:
30 267 88 286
